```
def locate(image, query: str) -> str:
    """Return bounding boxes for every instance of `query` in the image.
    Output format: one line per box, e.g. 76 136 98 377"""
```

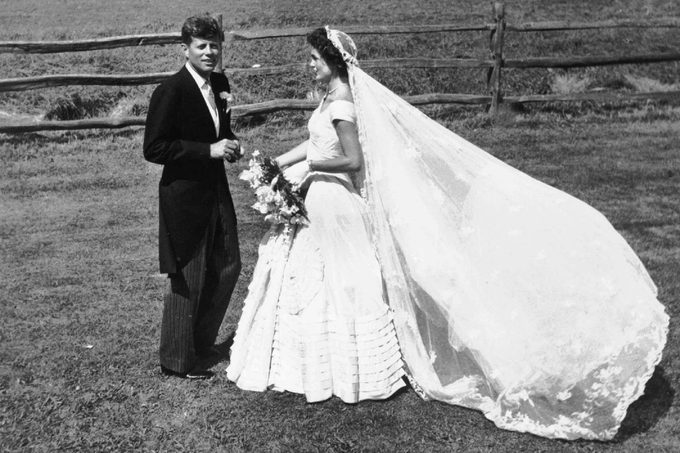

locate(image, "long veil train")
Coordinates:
346 60 668 439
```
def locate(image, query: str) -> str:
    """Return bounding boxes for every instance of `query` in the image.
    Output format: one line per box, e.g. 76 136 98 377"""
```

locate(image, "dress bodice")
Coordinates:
307 99 357 185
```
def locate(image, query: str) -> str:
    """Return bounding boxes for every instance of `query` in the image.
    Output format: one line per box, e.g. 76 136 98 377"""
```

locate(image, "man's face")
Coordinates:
183 36 221 78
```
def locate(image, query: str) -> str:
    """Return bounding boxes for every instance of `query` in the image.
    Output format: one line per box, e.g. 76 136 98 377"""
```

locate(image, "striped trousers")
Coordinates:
159 207 241 373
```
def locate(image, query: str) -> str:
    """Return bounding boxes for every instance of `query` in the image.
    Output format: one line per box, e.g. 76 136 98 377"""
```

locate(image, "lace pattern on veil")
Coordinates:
324 27 668 440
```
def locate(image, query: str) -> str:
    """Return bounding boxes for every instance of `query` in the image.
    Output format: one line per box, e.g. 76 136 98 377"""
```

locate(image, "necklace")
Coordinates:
325 85 338 98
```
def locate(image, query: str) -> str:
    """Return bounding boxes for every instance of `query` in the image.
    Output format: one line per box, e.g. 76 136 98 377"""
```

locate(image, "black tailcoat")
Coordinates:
143 66 237 274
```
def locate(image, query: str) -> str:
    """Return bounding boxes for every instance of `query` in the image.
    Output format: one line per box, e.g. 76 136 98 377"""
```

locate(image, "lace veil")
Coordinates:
325 27 668 439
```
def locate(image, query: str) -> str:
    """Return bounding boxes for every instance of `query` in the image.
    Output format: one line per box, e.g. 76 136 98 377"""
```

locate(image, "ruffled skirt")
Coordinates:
226 175 405 403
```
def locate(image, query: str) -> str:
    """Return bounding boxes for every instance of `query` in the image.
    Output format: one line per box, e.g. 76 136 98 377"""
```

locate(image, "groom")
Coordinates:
143 14 242 379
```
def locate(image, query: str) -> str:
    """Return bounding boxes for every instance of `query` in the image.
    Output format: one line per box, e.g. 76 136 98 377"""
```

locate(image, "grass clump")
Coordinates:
550 72 591 94
44 93 113 121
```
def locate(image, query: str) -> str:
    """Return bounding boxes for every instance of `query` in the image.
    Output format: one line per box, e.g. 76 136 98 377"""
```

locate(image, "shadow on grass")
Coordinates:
614 366 674 441
234 114 268 129
0 131 74 146
615 219 676 232
0 128 142 147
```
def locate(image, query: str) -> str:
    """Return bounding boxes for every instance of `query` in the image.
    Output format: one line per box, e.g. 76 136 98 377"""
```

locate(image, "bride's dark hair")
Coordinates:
307 27 348 78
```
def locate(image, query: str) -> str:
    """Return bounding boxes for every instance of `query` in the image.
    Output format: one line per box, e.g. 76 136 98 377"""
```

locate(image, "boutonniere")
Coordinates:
218 91 233 113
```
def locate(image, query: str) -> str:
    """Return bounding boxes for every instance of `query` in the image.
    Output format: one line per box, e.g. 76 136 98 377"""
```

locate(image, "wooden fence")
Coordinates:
1 3 680 133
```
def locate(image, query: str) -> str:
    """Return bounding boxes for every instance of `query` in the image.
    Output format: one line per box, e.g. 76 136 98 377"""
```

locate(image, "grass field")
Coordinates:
1 0 680 451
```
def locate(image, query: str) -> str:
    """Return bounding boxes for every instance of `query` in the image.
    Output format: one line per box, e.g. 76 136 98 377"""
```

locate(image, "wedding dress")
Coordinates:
226 99 406 403
228 28 669 440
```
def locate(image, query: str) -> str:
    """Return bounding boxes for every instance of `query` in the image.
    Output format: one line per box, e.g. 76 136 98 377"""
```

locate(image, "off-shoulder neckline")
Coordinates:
319 98 355 114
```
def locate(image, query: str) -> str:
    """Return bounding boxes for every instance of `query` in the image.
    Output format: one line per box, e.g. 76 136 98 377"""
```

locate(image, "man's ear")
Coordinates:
181 43 188 58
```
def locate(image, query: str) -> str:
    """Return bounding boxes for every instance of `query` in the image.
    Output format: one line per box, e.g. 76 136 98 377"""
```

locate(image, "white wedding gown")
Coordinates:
226 99 406 403
227 65 669 440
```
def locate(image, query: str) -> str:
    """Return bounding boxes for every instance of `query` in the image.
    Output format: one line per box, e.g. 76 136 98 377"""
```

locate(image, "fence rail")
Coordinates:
506 17 680 32
0 33 178 54
505 52 680 68
4 90 680 134
2 4 680 133
0 59 497 91
0 94 495 133
0 24 492 54
4 51 680 92
2 18 679 54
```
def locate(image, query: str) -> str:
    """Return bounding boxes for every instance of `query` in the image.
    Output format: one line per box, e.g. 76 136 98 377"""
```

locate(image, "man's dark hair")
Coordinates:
306 27 348 78
181 14 224 44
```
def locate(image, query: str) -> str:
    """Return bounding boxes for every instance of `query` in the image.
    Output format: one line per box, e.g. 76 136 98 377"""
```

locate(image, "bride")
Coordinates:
226 27 669 441
226 27 406 403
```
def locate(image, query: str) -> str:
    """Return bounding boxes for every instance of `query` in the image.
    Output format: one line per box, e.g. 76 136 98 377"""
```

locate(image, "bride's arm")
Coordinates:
275 140 309 168
307 120 362 173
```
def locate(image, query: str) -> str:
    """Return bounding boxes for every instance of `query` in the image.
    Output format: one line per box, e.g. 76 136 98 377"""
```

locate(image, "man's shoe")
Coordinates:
185 369 215 380
197 345 221 359
161 365 214 380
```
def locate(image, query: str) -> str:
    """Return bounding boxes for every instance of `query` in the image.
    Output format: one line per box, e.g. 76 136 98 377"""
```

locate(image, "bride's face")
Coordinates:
309 47 333 84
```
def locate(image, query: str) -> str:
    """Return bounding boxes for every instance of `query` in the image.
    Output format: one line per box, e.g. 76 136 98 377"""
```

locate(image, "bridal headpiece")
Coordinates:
325 26 359 66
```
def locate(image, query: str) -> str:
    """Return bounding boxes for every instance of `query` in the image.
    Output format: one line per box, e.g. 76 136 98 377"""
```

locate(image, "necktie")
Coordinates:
205 82 218 114
204 82 220 135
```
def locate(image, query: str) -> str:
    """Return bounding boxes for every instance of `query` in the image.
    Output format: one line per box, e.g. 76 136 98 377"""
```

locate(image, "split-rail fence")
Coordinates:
1 2 679 133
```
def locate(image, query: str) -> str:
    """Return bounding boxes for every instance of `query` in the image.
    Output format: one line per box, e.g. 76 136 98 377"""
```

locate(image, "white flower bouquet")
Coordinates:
239 151 309 225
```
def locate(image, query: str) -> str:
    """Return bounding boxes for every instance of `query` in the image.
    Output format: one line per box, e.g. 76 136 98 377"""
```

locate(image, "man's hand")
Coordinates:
210 139 243 162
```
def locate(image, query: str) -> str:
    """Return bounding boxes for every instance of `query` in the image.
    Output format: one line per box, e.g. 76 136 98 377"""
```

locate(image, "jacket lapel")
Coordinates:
211 73 227 139
179 66 218 140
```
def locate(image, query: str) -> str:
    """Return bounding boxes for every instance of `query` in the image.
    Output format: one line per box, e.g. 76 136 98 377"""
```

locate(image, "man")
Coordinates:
143 15 242 380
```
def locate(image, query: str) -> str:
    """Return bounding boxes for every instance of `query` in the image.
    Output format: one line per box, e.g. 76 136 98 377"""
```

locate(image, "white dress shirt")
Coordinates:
185 62 220 137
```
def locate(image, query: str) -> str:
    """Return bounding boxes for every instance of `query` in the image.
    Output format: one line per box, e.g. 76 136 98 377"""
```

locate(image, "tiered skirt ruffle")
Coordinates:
227 222 406 403
269 306 406 403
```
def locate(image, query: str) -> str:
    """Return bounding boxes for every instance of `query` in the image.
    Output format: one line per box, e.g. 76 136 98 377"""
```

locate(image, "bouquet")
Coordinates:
239 151 309 225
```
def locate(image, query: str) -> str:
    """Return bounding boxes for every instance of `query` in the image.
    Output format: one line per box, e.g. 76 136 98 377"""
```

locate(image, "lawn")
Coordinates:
1 0 679 451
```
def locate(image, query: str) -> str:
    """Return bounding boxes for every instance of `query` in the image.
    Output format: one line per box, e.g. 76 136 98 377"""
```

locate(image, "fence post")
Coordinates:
215 13 225 74
488 2 506 115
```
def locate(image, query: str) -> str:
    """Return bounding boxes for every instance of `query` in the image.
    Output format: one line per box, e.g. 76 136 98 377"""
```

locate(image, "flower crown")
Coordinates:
325 26 359 66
